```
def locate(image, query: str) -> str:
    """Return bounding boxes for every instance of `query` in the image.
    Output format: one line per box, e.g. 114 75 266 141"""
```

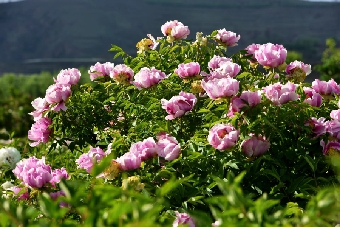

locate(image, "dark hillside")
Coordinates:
0 0 339 79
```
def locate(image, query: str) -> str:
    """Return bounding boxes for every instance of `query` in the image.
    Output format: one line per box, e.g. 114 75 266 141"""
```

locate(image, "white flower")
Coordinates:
0 147 21 169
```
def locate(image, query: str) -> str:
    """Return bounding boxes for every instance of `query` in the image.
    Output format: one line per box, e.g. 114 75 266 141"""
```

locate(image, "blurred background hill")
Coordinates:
0 0 339 78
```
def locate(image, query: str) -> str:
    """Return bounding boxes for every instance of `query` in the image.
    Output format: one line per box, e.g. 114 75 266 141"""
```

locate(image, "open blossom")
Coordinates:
54 68 81 86
306 117 328 137
212 61 241 78
129 137 158 161
28 117 52 147
303 87 322 107
263 82 298 105
29 97 49 121
50 167 69 186
245 43 260 62
208 123 240 151
312 79 340 96
330 109 340 121
286 60 312 76
45 83 71 111
161 20 190 40
157 132 181 161
241 135 270 158
175 62 200 79
201 77 239 100
255 43 287 68
208 55 232 71
327 120 340 140
110 64 134 84
227 91 262 117
161 20 182 36
215 29 240 47
116 152 142 171
88 62 114 81
173 211 196 227
13 156 52 188
161 91 197 120
320 140 340 155
0 147 21 169
8 186 29 200
133 67 167 89
75 147 106 173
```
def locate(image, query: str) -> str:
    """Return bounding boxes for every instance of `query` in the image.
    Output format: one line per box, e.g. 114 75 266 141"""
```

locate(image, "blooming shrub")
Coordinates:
0 20 340 226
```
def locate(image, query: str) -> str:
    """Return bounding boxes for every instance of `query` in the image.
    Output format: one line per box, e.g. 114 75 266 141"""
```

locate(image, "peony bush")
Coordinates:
0 20 340 226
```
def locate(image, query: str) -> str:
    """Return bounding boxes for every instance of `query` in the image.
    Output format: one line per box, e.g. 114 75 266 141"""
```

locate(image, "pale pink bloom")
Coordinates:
110 64 134 83
241 135 270 158
54 68 81 86
245 43 260 62
263 82 298 105
129 137 158 161
227 91 262 117
215 29 240 47
173 211 196 227
208 55 232 71
9 186 29 200
306 117 328 137
28 117 52 147
227 96 246 117
330 109 340 121
171 24 190 40
208 123 239 150
13 156 52 188
88 62 114 81
320 140 340 155
201 78 239 99
29 97 49 121
303 87 322 107
312 79 340 96
50 167 69 186
175 62 200 79
255 43 287 68
161 20 182 36
157 132 181 161
116 152 142 171
133 67 167 89
213 61 241 78
161 91 197 120
327 120 340 140
75 147 106 173
45 83 71 111
147 34 160 50
286 61 312 76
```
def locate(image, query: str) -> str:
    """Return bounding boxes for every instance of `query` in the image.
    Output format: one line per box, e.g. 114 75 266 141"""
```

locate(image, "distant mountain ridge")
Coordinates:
0 0 339 76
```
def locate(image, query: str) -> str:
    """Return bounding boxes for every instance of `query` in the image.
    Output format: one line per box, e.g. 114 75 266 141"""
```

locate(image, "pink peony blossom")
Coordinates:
173 211 196 227
147 34 160 50
29 97 49 121
330 109 340 121
254 43 287 68
263 82 298 105
88 62 114 81
208 55 232 71
116 152 142 171
13 156 52 188
54 68 81 86
241 135 270 158
175 62 200 79
161 20 190 40
215 29 240 47
9 186 29 200
45 83 71 111
312 79 340 96
320 140 340 155
201 78 239 100
286 60 312 76
303 87 322 107
50 190 68 207
161 20 182 36
28 117 52 147
75 147 106 173
50 167 69 186
157 132 181 161
133 67 167 89
129 137 158 161
245 44 260 62
161 91 197 120
227 91 262 117
208 123 239 151
213 61 241 78
326 120 340 140
227 96 246 117
306 117 328 137
110 64 134 84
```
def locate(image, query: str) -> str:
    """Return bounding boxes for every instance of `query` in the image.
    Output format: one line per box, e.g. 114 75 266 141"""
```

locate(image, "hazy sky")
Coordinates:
0 0 338 2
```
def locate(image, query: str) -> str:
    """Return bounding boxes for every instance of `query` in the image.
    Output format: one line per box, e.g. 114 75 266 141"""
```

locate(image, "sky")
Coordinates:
0 0 339 2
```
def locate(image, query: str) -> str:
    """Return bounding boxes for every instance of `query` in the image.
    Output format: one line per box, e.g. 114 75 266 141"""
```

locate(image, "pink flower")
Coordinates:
157 132 181 161
255 43 287 68
241 135 270 158
201 78 239 100
175 62 200 79
306 117 328 137
45 83 71 111
129 137 158 161
9 186 29 200
161 20 190 40
213 61 241 78
110 64 134 84
133 67 167 89
320 140 340 155
286 61 312 76
263 82 298 105
13 156 52 188
50 190 68 207
327 120 340 140
116 152 142 171
88 62 114 81
227 91 262 117
29 97 49 121
208 55 232 71
331 109 340 121
303 87 322 107
161 92 197 120
161 20 181 36
173 211 196 227
312 79 340 96
75 147 106 173
54 68 81 86
50 167 69 186
28 117 52 147
208 123 239 151
245 44 260 62
227 96 246 117
215 29 240 47
147 34 160 50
